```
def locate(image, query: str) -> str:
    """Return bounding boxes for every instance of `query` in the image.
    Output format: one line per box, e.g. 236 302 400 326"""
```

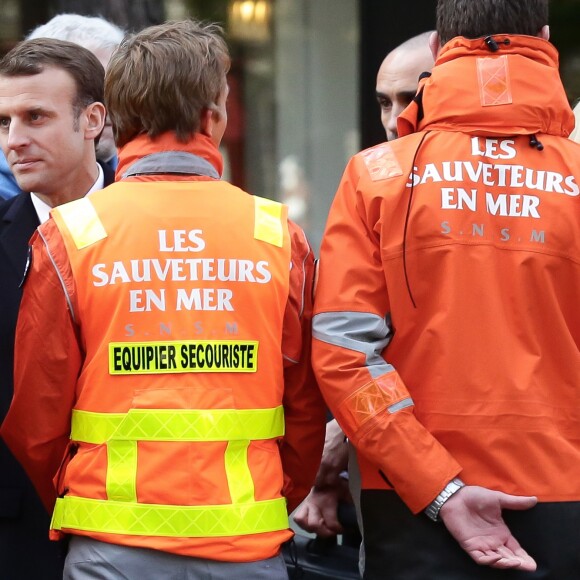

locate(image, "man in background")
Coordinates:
0 14 124 200
0 37 107 578
376 31 434 141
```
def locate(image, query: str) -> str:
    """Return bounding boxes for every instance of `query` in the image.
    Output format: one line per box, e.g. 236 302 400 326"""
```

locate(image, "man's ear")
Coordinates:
84 102 106 141
429 31 441 61
199 106 214 138
539 25 550 41
200 105 226 139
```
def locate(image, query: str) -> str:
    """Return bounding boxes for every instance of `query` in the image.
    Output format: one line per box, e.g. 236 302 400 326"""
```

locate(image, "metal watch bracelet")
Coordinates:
424 477 465 522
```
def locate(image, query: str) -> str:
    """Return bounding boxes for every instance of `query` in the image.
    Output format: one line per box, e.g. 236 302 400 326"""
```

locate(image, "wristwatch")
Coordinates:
424 478 465 522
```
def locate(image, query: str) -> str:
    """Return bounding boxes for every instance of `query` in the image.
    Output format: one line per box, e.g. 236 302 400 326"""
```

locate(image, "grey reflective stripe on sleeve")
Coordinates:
312 311 394 379
313 311 414 413
388 398 413 413
39 229 76 324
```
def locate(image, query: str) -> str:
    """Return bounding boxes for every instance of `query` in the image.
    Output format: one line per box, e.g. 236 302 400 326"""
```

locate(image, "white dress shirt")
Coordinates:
30 163 105 224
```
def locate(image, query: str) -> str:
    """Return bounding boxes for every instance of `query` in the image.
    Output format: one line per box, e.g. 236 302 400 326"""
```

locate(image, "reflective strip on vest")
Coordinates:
225 440 255 504
55 198 107 250
106 440 137 502
65 406 287 537
51 496 289 537
71 406 285 444
254 196 284 247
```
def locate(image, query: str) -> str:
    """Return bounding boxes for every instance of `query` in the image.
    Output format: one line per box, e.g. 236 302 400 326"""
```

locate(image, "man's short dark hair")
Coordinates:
436 0 549 45
0 38 104 124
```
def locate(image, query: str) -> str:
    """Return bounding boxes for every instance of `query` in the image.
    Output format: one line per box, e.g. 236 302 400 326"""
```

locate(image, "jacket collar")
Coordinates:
120 151 220 180
0 193 38 280
116 132 224 181
99 159 116 187
398 35 574 138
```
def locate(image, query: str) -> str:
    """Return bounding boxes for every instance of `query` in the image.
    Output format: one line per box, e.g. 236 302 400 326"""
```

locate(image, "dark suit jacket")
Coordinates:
0 162 115 579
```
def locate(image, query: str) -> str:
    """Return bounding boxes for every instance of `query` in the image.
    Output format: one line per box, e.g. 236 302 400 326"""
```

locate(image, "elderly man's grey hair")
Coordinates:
27 13 124 53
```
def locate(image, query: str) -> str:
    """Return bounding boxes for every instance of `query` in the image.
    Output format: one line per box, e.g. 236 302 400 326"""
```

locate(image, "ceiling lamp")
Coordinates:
228 0 272 44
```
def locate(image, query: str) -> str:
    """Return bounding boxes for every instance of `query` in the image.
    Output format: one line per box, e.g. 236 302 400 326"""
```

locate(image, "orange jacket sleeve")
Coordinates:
312 157 462 514
0 221 81 513
280 220 326 513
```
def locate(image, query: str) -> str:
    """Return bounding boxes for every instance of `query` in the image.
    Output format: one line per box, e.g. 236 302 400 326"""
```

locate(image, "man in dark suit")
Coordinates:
0 37 110 578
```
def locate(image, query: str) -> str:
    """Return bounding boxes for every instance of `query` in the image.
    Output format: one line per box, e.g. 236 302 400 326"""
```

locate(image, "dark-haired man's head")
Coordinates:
436 0 549 45
27 14 125 164
0 38 105 205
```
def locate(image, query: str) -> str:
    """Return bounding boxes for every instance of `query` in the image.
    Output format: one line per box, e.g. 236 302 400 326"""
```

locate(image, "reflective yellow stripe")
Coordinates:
51 496 289 537
109 340 259 375
225 440 254 504
71 406 285 444
106 441 137 502
254 196 284 247
55 198 107 250
71 411 126 443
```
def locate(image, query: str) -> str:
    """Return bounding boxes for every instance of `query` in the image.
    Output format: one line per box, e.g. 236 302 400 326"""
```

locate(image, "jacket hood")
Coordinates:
398 35 574 138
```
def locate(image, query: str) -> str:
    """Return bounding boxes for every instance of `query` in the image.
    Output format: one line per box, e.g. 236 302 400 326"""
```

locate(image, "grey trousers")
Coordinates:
348 444 365 578
64 536 289 580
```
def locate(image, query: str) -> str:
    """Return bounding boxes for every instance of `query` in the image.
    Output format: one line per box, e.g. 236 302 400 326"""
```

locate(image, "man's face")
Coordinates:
0 67 93 200
376 47 433 141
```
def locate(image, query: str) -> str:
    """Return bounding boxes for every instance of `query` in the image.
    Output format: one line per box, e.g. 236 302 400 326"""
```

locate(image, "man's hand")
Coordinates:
293 485 347 537
314 419 349 488
439 486 537 571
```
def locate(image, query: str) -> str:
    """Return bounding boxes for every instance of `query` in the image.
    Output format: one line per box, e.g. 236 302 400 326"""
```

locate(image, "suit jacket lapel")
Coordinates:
0 193 39 282
99 159 117 187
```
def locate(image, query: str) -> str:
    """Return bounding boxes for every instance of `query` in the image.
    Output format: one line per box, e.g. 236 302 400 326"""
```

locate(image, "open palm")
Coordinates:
440 485 537 571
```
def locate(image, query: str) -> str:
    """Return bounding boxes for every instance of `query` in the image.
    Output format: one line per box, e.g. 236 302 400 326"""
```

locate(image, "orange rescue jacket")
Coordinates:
313 35 580 514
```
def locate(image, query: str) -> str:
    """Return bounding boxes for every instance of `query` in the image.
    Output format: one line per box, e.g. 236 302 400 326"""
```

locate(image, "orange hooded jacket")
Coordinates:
2 133 325 561
312 35 580 514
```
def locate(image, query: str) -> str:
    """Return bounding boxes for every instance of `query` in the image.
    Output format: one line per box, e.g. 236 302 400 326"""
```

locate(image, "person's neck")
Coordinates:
36 161 99 208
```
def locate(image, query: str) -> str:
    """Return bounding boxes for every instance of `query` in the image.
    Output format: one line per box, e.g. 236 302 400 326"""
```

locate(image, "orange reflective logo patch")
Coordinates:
477 55 512 107
375 372 408 403
340 372 408 429
363 144 403 181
